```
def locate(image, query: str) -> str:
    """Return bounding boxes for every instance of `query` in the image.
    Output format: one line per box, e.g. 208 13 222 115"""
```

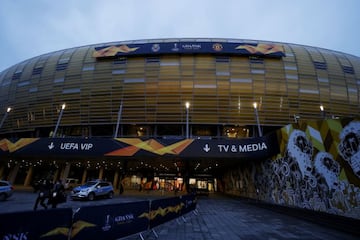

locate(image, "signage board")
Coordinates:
93 42 285 58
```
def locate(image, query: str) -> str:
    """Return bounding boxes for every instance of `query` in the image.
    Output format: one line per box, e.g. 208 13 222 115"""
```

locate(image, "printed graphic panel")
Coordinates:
93 42 285 58
0 208 72 240
72 201 149 240
0 134 279 160
149 196 182 229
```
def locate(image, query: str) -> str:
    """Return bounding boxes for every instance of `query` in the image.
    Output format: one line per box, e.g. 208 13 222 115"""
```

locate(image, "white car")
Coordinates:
64 178 79 190
0 180 14 201
71 180 114 201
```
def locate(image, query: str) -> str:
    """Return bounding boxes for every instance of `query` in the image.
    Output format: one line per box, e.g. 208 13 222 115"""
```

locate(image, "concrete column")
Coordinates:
113 170 119 189
0 165 4 180
81 169 87 184
98 167 104 180
53 169 60 182
24 166 33 186
61 163 71 180
8 163 20 184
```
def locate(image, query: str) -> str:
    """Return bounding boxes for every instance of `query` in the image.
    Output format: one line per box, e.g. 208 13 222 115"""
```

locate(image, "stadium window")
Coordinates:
113 58 127 65
286 74 298 80
112 69 126 75
160 61 179 66
32 67 43 75
54 77 65 83
216 71 230 76
342 66 354 74
17 81 30 87
56 63 68 71
194 84 217 88
56 57 69 71
124 78 145 83
348 88 357 93
251 69 265 74
215 56 230 63
284 64 297 70
249 56 264 64
313 61 327 70
12 71 22 80
146 57 160 63
29 87 38 93
230 78 252 83
62 88 80 94
82 64 95 71
317 77 328 83
58 57 70 64
299 88 319 94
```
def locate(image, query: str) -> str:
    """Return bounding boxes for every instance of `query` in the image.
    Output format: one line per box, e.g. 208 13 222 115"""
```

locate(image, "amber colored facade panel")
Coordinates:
0 38 359 135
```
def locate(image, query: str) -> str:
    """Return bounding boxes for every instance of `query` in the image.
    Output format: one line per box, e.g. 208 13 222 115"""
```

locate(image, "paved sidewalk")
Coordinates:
124 194 358 240
9 186 359 239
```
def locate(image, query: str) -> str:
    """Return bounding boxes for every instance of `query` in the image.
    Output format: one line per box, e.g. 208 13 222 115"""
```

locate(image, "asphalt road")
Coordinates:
0 189 171 213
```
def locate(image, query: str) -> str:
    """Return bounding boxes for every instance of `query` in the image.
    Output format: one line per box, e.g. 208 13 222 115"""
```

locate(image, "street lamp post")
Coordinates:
52 103 66 138
253 102 262 137
185 102 190 139
320 104 325 119
294 114 300 123
0 107 12 129
114 101 123 138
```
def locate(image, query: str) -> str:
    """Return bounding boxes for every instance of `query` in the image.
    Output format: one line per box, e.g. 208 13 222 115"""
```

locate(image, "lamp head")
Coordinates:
253 102 257 109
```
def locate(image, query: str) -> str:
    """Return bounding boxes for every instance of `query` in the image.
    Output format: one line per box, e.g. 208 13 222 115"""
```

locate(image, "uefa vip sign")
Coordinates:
1 134 279 160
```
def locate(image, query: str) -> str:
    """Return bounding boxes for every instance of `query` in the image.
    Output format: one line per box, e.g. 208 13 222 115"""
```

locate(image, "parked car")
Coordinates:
64 178 79 190
71 180 114 201
0 180 14 201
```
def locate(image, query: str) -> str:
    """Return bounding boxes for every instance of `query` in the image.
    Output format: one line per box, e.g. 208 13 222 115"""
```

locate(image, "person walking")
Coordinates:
48 179 66 208
33 179 51 210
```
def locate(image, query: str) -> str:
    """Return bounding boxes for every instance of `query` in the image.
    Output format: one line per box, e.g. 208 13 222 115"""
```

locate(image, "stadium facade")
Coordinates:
0 38 360 219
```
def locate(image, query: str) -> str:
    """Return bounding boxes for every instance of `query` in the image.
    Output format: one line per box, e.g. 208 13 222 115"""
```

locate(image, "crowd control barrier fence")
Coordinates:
0 194 197 240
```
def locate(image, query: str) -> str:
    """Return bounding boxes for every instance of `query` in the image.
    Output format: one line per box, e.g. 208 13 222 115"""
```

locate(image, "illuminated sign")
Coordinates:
93 42 285 58
0 133 279 160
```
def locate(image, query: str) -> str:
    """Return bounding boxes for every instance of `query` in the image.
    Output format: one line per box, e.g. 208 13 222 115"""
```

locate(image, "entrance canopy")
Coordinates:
0 133 279 174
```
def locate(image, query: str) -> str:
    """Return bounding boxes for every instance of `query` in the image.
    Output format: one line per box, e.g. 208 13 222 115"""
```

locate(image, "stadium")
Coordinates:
0 38 360 218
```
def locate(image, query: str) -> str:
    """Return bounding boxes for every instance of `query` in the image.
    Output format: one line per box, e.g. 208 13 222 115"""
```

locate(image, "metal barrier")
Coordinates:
0 194 197 240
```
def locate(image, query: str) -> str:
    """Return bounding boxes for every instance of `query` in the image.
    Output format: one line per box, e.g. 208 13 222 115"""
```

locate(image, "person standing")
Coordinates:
48 179 65 208
33 179 51 210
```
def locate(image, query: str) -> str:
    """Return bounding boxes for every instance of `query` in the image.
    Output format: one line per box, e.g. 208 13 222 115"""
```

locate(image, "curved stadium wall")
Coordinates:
0 38 359 138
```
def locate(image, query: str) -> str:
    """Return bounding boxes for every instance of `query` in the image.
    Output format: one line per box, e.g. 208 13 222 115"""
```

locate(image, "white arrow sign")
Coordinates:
203 144 210 152
48 142 54 150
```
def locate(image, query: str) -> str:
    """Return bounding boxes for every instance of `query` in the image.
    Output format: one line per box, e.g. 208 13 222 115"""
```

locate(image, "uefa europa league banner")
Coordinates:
0 208 72 240
149 196 183 229
0 195 197 240
179 194 197 216
71 201 149 240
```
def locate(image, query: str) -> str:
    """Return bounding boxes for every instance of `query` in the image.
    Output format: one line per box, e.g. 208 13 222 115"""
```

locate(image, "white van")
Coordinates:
64 178 79 190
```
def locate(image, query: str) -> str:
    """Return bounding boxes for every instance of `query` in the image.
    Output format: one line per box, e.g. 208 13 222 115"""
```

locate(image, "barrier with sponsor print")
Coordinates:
71 201 150 240
179 194 197 215
0 208 73 240
0 194 197 240
149 196 182 229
